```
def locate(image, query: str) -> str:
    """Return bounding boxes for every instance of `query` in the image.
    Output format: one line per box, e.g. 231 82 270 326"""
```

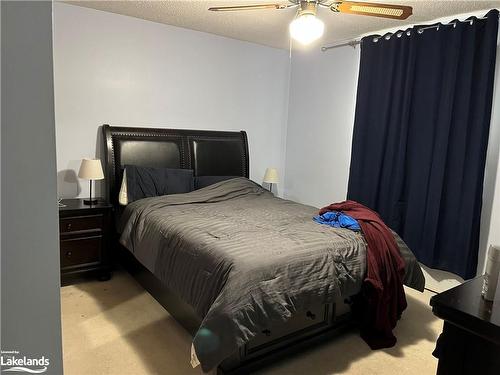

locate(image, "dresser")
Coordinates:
430 276 500 375
59 199 113 284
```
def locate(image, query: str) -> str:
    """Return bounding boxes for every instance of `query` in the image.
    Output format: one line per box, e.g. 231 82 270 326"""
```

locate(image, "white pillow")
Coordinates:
119 170 128 206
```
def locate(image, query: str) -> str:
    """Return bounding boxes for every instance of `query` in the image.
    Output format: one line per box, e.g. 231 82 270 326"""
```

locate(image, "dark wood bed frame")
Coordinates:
102 124 355 374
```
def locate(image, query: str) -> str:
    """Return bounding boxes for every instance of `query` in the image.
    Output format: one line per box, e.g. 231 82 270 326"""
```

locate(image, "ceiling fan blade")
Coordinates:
331 1 412 20
208 4 289 12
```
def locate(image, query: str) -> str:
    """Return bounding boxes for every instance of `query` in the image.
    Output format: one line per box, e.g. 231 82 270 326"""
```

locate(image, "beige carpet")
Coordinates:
61 270 441 375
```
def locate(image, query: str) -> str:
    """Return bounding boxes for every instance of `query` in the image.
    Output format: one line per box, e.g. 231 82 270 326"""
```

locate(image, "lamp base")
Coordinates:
83 199 98 205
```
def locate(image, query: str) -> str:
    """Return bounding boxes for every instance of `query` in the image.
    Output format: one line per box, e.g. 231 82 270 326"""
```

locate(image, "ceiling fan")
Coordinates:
209 1 413 45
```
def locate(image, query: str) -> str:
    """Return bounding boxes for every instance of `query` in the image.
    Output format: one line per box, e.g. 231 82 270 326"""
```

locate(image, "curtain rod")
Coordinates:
321 39 360 51
321 13 496 52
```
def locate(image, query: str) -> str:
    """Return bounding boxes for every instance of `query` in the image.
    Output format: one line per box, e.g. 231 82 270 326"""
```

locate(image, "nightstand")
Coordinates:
430 276 500 375
59 198 113 284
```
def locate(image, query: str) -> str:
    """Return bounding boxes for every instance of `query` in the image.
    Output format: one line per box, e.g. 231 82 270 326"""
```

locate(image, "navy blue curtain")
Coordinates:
347 10 499 279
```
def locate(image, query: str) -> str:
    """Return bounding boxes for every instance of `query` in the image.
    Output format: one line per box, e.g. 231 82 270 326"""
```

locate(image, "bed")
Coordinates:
102 124 425 374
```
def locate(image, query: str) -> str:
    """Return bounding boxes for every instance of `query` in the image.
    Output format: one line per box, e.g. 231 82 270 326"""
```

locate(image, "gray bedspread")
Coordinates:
119 178 424 372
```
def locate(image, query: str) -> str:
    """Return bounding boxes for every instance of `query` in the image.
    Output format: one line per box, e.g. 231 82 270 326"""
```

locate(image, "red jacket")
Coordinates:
319 200 407 349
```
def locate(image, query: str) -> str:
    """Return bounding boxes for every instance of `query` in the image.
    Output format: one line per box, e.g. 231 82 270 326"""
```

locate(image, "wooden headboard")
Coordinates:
102 124 249 206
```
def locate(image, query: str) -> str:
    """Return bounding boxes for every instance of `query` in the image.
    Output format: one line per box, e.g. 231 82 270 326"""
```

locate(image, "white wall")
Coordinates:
284 46 360 207
479 34 500 275
53 2 290 199
284 33 500 285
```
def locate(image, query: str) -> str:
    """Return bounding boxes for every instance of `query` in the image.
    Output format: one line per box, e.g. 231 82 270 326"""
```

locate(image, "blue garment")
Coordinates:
313 211 361 231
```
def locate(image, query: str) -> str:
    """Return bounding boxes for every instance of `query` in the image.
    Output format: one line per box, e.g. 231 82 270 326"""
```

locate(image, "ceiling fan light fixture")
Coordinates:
289 13 325 45
208 1 413 46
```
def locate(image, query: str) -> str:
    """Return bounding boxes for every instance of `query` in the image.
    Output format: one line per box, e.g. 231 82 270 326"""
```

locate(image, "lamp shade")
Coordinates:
78 159 104 180
263 168 279 184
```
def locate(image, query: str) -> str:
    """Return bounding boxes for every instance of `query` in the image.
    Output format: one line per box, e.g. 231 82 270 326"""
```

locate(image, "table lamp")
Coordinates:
263 167 279 193
78 158 104 205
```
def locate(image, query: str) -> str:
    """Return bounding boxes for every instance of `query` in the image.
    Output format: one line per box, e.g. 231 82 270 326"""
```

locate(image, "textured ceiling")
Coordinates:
65 0 500 49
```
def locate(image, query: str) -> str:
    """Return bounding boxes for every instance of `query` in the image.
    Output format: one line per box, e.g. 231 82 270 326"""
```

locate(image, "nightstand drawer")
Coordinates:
59 199 112 283
60 236 101 269
60 215 103 233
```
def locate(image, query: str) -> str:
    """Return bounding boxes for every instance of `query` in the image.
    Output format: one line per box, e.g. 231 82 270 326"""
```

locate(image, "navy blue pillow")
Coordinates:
125 165 194 202
194 176 238 190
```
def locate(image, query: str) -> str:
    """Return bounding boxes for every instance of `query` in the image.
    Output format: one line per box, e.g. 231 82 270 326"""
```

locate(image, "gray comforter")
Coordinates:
119 178 424 372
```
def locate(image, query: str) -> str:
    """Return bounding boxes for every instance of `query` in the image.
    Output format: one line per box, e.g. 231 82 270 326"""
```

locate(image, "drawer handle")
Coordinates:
66 251 72 258
262 329 271 337
306 311 316 320
66 223 72 231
